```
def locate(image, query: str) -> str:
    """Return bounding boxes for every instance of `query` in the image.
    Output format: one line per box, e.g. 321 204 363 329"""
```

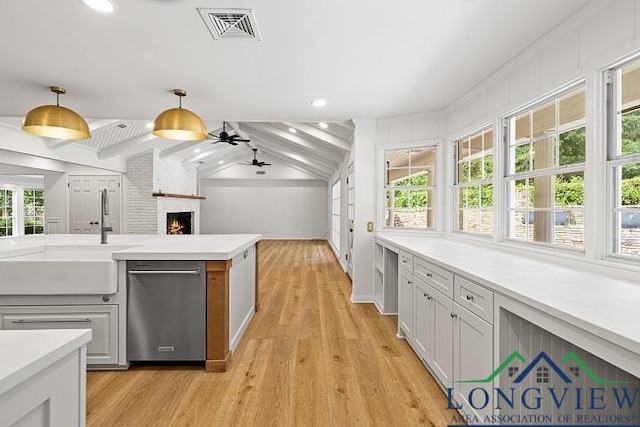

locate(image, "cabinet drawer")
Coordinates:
0 305 118 365
454 276 494 324
415 257 454 299
399 250 414 273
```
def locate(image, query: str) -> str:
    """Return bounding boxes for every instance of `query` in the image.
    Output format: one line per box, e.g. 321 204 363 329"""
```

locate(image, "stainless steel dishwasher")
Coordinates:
127 260 206 361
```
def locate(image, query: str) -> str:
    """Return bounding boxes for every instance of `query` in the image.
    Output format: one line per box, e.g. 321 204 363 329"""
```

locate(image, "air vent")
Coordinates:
197 8 261 41
256 170 266 175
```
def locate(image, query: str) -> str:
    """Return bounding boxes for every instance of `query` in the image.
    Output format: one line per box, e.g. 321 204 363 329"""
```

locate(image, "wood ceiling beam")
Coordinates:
249 135 334 177
182 144 236 166
282 122 351 151
47 119 120 149
97 133 156 159
257 147 329 180
244 123 342 165
246 129 339 172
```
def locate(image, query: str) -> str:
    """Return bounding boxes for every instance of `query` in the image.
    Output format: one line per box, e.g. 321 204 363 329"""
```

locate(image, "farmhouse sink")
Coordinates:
0 245 133 296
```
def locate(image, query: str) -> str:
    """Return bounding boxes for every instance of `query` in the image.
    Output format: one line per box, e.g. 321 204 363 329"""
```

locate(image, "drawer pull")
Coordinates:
11 319 92 324
450 313 457 318
427 295 432 301
426 273 433 278
423 292 427 297
466 294 474 301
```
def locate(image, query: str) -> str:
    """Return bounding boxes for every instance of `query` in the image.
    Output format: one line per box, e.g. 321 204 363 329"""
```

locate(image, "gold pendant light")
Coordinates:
153 89 207 141
22 86 91 140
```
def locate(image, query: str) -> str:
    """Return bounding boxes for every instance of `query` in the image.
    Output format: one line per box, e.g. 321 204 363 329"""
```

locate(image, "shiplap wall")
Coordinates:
500 310 640 420
199 179 328 239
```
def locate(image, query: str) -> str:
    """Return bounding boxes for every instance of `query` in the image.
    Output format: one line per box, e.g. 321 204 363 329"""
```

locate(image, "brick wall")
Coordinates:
125 152 157 234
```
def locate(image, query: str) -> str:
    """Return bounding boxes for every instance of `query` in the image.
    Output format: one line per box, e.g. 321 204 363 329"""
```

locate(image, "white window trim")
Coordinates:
501 81 587 252
378 139 442 233
452 123 495 239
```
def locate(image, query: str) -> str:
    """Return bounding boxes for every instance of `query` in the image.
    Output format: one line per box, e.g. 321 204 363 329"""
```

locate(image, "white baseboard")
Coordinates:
350 294 374 304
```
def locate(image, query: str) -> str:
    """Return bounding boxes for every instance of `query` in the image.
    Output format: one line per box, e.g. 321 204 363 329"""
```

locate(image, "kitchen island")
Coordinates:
0 234 261 372
0 329 91 426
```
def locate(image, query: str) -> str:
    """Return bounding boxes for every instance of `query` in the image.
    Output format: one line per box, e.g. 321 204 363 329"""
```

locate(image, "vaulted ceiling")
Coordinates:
0 0 591 180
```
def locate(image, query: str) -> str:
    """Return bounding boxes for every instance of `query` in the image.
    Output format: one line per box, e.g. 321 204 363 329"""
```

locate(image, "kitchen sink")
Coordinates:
0 245 133 296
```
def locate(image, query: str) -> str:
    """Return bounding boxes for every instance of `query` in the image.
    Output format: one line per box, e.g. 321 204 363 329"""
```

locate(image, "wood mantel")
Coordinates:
152 192 206 200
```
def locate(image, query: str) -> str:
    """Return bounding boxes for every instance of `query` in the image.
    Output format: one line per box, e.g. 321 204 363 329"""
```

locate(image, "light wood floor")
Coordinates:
87 240 460 426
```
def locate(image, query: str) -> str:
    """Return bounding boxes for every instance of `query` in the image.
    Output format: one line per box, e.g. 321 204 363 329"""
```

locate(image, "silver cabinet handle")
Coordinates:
128 270 199 275
466 294 474 301
11 319 92 324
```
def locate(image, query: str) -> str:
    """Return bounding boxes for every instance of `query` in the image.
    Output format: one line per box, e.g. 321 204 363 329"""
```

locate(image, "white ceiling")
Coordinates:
0 0 590 178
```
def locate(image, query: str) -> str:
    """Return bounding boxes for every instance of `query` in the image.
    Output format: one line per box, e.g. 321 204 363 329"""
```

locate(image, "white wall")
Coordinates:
199 179 328 239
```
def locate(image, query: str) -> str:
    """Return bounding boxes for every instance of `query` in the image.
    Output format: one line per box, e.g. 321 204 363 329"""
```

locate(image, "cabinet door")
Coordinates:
413 278 432 362
453 304 493 420
0 305 118 365
430 288 454 387
398 268 414 340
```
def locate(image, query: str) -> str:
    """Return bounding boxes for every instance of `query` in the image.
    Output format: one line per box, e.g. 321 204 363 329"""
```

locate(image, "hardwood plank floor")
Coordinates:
87 240 460 426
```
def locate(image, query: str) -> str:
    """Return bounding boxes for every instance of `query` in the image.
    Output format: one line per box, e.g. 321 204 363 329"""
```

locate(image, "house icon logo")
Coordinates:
447 350 638 425
455 350 631 385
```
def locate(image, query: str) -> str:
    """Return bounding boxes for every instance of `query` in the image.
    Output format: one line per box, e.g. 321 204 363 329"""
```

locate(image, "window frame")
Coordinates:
453 123 495 237
330 179 341 254
502 81 587 252
383 143 438 230
605 59 640 262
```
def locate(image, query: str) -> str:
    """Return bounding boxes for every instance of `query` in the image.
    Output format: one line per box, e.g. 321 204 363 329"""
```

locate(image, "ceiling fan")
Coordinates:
207 122 250 145
244 148 271 167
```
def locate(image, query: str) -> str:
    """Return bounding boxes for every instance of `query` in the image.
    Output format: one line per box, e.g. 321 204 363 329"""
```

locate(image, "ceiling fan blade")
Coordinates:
227 140 239 146
233 138 250 143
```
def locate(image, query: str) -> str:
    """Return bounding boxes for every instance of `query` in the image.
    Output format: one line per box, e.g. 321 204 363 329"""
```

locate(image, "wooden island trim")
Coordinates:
204 242 260 373
205 260 232 372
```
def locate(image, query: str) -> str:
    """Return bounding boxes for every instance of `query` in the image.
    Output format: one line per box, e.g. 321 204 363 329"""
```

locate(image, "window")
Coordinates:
384 147 436 229
606 59 640 259
504 85 586 250
23 189 45 235
331 180 341 251
0 189 14 237
454 126 494 236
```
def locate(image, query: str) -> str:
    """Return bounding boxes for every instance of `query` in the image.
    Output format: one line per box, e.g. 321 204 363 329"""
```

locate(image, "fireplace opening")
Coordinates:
166 212 194 235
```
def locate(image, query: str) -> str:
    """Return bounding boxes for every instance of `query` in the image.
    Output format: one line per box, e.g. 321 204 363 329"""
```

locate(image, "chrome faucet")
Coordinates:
100 188 113 244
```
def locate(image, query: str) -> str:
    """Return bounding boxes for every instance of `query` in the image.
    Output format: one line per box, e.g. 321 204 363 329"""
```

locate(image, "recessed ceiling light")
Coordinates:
218 160 224 164
288 127 297 134
194 148 201 153
318 122 328 129
145 122 154 129
79 0 117 13
311 99 327 108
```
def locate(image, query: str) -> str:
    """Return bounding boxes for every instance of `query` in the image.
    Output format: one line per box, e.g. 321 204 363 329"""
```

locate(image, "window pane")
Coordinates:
514 113 530 142
617 211 640 256
484 129 494 151
533 136 556 170
621 110 640 156
410 169 431 186
620 164 640 206
514 143 531 173
559 88 586 130
484 155 494 178
532 101 556 138
388 168 410 185
559 127 586 165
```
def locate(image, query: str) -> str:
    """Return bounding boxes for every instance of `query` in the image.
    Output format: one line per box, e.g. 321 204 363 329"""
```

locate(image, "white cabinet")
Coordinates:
453 304 493 421
398 268 414 340
395 251 494 419
69 175 121 234
431 285 454 387
413 278 431 361
0 305 118 365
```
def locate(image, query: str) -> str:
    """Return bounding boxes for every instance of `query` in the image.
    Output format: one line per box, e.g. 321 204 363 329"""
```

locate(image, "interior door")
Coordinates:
69 175 121 234
346 164 355 278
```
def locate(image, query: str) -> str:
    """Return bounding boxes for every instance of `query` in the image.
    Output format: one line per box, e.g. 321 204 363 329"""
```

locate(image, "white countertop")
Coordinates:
0 233 261 261
0 329 92 396
376 232 640 357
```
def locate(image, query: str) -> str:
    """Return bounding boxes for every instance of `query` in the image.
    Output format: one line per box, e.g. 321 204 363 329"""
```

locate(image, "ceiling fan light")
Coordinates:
22 87 91 140
318 122 328 129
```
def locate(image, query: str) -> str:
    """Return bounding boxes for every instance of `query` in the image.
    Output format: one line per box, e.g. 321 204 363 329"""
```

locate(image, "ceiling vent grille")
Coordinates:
197 8 261 41
256 170 266 175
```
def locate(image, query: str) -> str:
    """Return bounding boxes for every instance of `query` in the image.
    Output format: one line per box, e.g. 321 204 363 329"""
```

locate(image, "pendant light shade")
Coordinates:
153 89 207 141
22 86 91 140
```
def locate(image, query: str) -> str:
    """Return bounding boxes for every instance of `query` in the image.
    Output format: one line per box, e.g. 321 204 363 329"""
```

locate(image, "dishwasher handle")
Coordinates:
128 269 200 276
